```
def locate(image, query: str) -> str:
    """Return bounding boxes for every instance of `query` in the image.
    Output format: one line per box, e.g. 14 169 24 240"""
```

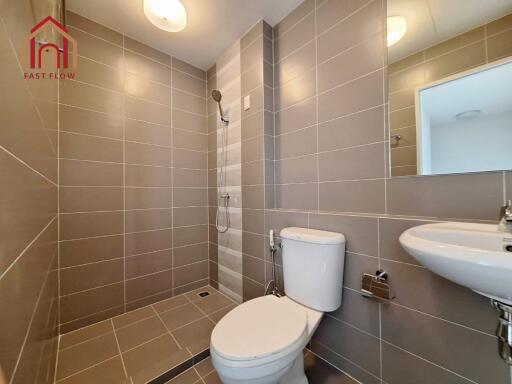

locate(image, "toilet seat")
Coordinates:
210 295 308 368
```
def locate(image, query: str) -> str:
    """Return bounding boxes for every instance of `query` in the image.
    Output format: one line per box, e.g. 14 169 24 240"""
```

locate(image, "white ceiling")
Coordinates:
66 0 304 70
388 0 512 63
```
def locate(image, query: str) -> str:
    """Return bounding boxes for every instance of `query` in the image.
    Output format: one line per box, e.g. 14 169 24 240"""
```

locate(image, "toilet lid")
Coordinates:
210 295 308 361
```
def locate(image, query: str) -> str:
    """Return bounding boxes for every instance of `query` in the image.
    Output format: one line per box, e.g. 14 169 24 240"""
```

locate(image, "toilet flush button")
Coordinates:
243 95 251 111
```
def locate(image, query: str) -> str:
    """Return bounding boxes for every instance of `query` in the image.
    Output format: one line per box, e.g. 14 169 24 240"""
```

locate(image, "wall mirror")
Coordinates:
387 0 512 176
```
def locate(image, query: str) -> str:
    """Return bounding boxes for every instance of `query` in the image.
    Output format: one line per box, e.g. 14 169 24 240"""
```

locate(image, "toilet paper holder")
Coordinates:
361 270 394 303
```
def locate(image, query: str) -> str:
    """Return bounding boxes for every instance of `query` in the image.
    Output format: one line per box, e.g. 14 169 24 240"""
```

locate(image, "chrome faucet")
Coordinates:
499 200 512 232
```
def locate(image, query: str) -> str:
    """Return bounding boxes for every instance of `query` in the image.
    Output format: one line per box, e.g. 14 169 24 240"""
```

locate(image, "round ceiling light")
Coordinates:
387 16 407 47
144 0 187 32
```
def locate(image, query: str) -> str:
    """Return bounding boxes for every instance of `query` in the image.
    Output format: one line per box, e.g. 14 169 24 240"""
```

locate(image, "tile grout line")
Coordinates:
150 303 185 350
307 346 364 384
122 30 128 315
110 319 129 378
8 251 58 384
55 355 121 383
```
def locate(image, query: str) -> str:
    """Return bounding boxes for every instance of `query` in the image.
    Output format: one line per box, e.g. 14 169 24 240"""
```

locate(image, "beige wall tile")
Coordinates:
125 229 173 256
59 186 123 213
318 70 384 123
125 118 172 146
60 235 124 268
124 37 171 65
60 105 123 139
125 95 171 126
60 259 124 295
124 50 171 85
0 150 56 272
60 211 123 240
275 13 315 62
68 27 123 68
124 72 171 105
317 0 384 63
60 80 123 115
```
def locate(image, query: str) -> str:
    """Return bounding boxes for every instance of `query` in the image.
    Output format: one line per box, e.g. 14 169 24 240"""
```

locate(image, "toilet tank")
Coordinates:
280 227 345 312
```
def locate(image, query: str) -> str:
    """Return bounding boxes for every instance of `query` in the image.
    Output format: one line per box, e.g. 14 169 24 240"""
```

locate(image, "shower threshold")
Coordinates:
54 286 236 384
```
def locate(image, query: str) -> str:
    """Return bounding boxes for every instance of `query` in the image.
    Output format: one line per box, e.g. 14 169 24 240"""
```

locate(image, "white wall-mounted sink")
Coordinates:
399 222 512 305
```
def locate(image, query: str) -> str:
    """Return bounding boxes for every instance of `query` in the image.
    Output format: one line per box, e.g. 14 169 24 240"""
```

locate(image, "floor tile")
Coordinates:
209 304 235 323
194 356 215 378
112 306 154 328
192 292 233 314
152 294 189 313
122 334 191 384
59 319 113 349
57 356 127 384
159 302 204 331
172 318 215 354
56 332 119 380
203 370 222 384
115 315 168 352
165 367 201 383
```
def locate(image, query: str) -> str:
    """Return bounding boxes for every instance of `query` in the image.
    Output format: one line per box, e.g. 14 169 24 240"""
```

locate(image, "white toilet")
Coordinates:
210 227 346 384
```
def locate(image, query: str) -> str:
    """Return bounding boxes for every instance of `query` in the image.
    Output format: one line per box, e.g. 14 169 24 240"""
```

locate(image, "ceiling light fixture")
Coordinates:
387 16 407 47
455 110 482 120
144 0 187 32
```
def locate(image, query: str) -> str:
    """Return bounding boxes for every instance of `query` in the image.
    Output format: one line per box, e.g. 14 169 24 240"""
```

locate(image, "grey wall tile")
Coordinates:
318 33 384 93
274 0 315 39
329 288 380 337
317 0 384 63
275 68 316 111
319 179 385 213
319 143 385 181
275 13 315 63
381 259 497 335
318 106 385 151
275 183 318 211
314 315 381 377
382 342 474 384
381 304 510 384
275 40 316 86
275 97 317 136
386 172 503 220
316 0 372 35
378 218 426 265
308 214 378 256
318 70 384 123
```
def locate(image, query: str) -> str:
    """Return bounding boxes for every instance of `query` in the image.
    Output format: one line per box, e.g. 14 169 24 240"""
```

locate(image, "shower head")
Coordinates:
211 89 222 103
211 89 228 123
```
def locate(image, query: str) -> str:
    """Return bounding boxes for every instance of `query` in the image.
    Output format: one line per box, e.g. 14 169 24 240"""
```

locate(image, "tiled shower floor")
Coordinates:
55 286 236 384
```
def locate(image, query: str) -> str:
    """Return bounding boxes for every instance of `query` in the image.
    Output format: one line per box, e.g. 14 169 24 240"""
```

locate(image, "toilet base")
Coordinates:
279 354 308 384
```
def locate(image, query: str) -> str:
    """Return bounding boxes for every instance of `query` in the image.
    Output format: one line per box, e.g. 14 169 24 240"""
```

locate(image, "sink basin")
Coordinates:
399 222 512 305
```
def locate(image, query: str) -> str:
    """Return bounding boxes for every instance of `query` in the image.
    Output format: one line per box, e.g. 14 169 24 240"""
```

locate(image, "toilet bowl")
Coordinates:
210 227 346 384
210 295 323 384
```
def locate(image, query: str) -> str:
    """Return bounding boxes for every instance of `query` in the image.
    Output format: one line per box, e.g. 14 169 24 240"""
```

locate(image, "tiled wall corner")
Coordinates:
240 21 274 301
0 1 59 382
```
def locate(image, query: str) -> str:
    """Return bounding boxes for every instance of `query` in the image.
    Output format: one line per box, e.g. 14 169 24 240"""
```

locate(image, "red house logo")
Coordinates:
28 16 77 69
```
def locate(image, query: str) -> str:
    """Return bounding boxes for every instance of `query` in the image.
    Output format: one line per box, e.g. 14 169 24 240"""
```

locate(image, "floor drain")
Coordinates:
198 291 210 298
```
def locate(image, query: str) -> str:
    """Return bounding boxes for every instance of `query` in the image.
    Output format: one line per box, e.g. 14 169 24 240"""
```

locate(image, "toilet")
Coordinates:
210 227 346 384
